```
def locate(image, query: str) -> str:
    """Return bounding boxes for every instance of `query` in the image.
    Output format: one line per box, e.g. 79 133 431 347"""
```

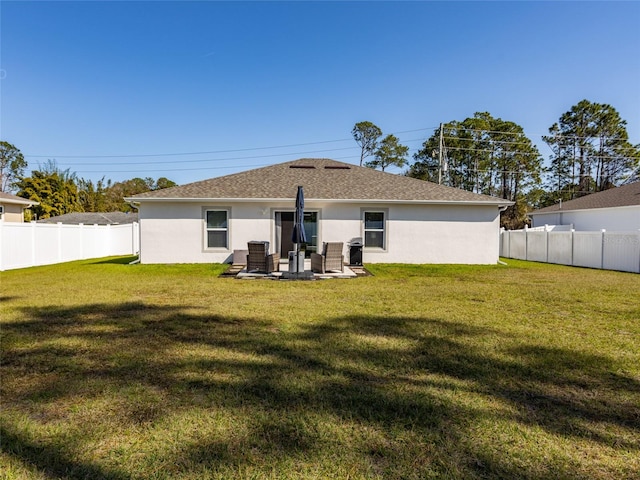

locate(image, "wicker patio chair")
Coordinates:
311 242 344 273
246 241 280 273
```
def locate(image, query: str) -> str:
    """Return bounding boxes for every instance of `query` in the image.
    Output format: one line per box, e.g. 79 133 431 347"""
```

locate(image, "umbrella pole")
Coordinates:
295 212 300 275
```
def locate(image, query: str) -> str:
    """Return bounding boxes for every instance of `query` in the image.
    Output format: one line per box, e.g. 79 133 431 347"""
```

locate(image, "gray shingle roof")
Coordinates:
530 182 640 215
127 158 511 205
37 212 138 225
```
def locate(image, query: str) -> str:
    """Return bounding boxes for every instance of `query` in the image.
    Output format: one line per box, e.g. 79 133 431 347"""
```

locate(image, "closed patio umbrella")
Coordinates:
291 186 307 272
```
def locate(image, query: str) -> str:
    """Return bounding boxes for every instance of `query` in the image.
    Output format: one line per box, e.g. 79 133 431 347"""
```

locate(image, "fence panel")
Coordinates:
603 232 640 273
111 224 139 255
60 225 82 262
500 228 639 273
526 231 547 263
83 225 105 260
0 223 34 270
547 232 573 265
33 223 61 266
500 230 510 257
509 231 527 260
573 232 604 269
0 222 139 271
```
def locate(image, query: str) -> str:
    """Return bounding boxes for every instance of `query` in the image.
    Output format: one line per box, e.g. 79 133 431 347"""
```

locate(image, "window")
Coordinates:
205 210 228 249
364 211 385 249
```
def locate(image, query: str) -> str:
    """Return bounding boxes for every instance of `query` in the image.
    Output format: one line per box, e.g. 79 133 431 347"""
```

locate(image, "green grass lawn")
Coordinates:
1 258 639 479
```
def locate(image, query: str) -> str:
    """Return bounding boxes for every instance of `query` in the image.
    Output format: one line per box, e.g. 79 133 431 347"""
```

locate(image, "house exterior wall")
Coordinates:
531 205 640 231
0 202 26 223
138 201 501 265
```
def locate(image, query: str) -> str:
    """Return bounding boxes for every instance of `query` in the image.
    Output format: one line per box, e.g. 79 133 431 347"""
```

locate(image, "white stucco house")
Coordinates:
529 181 640 231
125 158 513 265
0 192 38 223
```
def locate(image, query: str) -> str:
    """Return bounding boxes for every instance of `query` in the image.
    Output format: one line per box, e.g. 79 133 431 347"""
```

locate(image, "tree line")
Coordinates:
2 99 638 227
353 100 639 229
0 151 175 220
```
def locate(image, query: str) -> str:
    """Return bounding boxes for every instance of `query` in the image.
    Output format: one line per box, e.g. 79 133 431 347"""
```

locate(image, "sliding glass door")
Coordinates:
275 211 318 258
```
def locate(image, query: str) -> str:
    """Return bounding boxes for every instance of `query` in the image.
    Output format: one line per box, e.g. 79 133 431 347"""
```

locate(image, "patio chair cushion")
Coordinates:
311 242 344 274
246 241 280 273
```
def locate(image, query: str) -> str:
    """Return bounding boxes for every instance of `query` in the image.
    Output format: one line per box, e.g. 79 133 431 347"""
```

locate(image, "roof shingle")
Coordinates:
530 182 640 214
37 212 138 225
127 158 511 205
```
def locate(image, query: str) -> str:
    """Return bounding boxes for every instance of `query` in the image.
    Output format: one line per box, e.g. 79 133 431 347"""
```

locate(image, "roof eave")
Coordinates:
0 199 39 207
529 204 640 215
125 196 512 207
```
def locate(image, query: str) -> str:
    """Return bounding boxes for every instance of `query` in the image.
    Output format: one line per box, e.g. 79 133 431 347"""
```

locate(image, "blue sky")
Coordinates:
2 1 639 186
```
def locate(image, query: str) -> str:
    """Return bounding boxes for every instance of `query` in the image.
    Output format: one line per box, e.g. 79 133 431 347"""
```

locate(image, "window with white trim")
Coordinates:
205 210 228 249
364 211 385 249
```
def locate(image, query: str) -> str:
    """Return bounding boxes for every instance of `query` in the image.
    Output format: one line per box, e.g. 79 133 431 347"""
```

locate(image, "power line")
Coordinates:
446 124 638 144
420 163 628 180
70 153 362 175
440 144 638 162
24 126 439 159
443 136 537 148
41 137 428 168
54 146 360 167
442 145 542 157
24 138 353 159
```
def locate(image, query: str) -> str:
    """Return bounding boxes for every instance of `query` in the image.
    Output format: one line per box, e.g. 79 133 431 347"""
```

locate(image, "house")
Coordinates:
37 211 139 225
125 158 513 265
0 192 38 222
529 182 640 231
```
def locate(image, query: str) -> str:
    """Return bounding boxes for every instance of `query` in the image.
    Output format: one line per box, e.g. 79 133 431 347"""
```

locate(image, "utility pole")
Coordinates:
438 123 444 184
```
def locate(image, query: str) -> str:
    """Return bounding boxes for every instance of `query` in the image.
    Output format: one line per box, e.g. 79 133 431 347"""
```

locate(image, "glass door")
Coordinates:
303 212 318 257
275 211 318 258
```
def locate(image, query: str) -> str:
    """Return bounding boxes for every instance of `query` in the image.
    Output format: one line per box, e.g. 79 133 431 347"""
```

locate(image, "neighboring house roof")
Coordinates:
127 158 512 206
0 191 39 207
37 212 139 225
530 182 640 215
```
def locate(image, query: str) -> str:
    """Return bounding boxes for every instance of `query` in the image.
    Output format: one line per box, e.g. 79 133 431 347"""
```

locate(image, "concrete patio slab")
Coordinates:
235 258 358 280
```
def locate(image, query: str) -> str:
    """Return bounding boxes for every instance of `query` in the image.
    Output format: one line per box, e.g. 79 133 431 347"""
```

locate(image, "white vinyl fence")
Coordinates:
0 221 140 271
500 227 640 273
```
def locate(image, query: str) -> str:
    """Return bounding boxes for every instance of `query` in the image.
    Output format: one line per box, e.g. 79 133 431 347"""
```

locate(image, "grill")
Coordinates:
348 238 363 266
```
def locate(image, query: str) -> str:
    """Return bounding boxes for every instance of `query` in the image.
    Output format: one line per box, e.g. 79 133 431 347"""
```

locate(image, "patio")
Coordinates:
230 258 361 280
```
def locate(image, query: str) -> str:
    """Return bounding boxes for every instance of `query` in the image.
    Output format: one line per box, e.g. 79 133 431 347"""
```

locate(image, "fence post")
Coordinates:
571 229 575 266
545 229 549 263
524 225 529 261
601 229 606 270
